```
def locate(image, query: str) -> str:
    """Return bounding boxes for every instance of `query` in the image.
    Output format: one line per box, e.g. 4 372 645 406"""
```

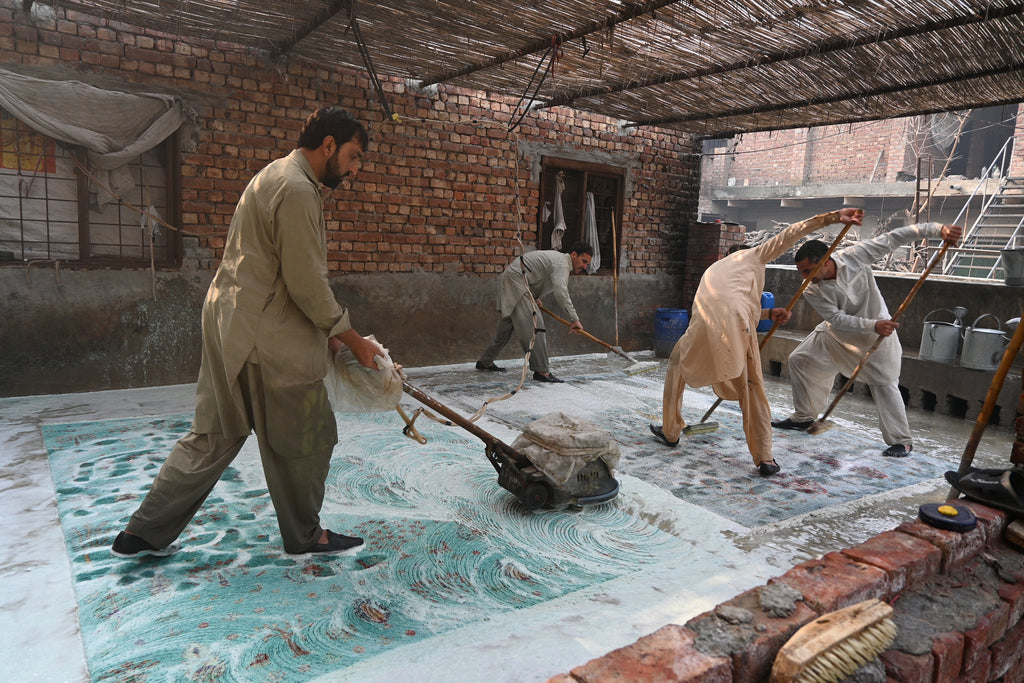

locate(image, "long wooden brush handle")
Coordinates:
538 303 633 361
759 219 856 348
612 213 619 347
815 240 951 424
699 219 857 423
947 310 1024 497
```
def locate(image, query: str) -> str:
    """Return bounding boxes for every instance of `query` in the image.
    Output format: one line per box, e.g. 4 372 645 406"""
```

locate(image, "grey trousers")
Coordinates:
126 360 335 553
477 300 549 374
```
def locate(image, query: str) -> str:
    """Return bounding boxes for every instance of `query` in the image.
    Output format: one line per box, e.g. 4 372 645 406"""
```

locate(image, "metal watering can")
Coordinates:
919 307 966 364
960 314 1011 371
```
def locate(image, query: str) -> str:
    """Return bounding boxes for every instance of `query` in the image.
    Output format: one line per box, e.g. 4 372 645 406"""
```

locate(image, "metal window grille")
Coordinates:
0 108 181 268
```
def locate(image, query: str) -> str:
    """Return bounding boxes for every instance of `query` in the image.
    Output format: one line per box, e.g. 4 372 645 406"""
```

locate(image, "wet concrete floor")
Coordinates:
0 352 1015 682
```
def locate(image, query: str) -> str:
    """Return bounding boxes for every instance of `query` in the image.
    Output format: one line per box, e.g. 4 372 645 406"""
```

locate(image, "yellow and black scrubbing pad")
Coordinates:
770 598 897 683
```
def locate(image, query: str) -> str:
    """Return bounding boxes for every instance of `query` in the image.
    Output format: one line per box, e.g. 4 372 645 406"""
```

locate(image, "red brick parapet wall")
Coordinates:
546 500 1024 683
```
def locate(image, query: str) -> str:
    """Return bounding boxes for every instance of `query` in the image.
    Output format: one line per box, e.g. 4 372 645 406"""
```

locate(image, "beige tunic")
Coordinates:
683 212 841 392
498 250 578 322
192 149 352 442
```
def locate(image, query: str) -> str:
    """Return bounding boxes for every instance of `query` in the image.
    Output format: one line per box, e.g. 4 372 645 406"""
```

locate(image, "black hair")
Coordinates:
794 239 829 263
727 244 751 254
567 241 593 256
297 107 369 151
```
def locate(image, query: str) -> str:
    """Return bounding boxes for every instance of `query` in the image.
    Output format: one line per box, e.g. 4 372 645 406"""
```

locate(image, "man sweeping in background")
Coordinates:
649 208 863 477
772 221 962 457
475 242 593 383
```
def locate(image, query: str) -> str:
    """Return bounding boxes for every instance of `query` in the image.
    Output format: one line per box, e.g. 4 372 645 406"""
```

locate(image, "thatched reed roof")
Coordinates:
43 0 1024 137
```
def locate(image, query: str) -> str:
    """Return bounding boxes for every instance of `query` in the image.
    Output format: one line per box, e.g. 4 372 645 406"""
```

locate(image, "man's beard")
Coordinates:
322 151 347 189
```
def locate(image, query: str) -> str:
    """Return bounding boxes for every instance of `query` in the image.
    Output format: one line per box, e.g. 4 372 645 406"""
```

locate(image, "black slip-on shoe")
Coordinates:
111 531 179 559
648 424 679 448
771 418 814 431
944 468 1024 516
882 444 911 458
301 530 364 555
532 371 564 383
758 460 781 477
475 361 506 372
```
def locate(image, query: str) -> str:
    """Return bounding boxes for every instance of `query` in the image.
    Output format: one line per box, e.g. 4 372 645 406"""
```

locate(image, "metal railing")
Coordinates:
941 135 1020 278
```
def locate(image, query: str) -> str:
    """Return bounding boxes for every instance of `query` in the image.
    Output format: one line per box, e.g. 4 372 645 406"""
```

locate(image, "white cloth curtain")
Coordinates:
551 172 567 250
583 192 600 273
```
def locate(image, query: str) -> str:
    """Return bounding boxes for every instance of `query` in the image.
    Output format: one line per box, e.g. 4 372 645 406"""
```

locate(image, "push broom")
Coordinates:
538 303 660 375
805 239 952 436
684 216 859 436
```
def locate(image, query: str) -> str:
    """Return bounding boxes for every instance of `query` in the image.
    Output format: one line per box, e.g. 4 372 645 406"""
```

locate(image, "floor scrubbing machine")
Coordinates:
401 382 619 510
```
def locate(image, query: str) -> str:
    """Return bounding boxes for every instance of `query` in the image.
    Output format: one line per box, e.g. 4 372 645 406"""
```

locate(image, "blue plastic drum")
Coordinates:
757 292 775 332
654 308 689 358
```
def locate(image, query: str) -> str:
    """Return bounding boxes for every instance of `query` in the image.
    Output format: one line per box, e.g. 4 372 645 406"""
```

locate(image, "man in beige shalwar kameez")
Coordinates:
649 208 863 477
112 108 382 558
476 241 593 383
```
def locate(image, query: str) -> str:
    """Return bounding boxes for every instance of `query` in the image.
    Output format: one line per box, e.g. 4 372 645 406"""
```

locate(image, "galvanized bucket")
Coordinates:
960 314 1009 371
1001 248 1024 287
919 308 962 364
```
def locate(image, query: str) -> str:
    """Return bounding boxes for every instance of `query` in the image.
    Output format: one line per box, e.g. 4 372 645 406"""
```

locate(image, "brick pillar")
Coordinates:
682 221 746 309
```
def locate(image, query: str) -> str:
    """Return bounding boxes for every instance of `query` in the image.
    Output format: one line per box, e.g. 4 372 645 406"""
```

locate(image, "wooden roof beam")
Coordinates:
630 60 1024 128
539 2 1024 110
415 0 683 88
269 0 353 58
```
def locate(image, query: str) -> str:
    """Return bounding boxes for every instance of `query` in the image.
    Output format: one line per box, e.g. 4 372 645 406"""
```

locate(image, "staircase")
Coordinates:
943 137 1024 279
944 176 1024 278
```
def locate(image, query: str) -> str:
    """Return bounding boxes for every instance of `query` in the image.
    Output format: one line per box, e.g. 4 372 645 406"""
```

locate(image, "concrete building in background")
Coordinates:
700 105 1024 250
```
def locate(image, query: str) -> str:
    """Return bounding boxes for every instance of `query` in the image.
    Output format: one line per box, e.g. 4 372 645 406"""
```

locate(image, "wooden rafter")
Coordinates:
415 0 683 87
269 0 353 58
632 60 1024 128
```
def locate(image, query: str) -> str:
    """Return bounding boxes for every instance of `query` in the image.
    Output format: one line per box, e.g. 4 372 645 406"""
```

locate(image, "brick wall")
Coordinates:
706 118 918 190
681 221 746 308
1011 114 1024 179
0 0 704 394
0 0 698 278
546 500 1024 683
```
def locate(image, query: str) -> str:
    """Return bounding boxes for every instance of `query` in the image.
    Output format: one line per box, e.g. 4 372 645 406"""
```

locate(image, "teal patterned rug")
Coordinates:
43 412 688 682
418 369 952 526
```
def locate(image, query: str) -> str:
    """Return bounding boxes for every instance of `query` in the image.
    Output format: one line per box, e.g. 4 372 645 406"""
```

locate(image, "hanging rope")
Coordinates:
395 131 545 443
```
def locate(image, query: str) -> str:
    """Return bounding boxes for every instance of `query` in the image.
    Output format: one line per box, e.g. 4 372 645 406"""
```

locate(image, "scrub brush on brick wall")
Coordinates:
770 598 897 683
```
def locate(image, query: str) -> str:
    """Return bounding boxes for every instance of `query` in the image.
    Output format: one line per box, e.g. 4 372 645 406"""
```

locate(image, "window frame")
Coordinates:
0 113 182 269
537 156 625 274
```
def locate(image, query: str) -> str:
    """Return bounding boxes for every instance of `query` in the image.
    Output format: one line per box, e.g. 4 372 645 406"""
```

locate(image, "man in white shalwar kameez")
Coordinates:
772 222 961 458
476 241 592 383
649 208 864 477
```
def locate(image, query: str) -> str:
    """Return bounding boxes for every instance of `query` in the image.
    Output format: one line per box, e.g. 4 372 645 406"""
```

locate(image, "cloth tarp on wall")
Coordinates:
0 67 190 205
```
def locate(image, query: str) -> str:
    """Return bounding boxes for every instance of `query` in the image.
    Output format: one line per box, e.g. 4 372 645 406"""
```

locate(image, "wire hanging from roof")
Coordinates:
508 37 561 133
348 10 397 124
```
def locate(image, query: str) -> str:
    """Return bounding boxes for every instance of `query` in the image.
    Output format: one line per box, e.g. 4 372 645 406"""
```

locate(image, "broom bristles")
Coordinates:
683 421 719 435
795 619 897 682
770 599 897 683
805 419 834 436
